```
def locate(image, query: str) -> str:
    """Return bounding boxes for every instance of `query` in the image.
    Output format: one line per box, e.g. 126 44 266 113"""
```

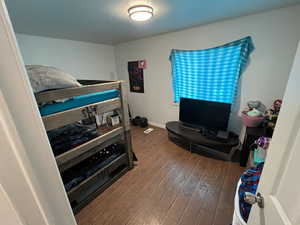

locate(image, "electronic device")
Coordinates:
179 98 231 131
144 128 154 134
216 130 229 140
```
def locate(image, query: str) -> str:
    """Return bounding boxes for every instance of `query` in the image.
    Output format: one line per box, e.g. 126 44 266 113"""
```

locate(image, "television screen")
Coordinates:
179 98 231 131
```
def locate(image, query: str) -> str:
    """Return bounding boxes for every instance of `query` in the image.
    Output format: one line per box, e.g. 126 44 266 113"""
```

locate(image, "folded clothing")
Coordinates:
47 122 99 156
238 163 264 222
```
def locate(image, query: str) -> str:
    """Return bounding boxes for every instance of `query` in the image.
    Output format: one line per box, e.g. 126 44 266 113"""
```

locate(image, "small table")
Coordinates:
240 127 272 167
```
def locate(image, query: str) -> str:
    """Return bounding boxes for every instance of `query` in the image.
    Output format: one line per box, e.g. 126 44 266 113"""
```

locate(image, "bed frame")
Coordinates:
36 80 133 213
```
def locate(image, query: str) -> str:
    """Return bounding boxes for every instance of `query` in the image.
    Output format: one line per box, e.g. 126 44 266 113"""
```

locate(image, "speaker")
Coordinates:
132 116 141 126
131 116 148 128
139 117 148 128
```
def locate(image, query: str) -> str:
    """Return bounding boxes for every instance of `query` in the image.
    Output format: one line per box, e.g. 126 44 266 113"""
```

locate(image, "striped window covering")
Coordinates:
170 36 254 103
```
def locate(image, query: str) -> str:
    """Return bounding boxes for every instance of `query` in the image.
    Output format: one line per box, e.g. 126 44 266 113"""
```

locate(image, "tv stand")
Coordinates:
166 121 239 160
180 123 202 132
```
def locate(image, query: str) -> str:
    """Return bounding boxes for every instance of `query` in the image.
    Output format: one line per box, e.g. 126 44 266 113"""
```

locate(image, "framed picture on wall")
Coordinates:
128 61 145 93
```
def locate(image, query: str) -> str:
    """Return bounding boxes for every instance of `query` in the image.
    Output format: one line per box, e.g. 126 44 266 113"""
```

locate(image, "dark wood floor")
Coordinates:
76 126 244 225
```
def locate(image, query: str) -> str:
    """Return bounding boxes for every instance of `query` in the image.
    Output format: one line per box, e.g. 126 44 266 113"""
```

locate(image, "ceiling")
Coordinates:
5 0 300 45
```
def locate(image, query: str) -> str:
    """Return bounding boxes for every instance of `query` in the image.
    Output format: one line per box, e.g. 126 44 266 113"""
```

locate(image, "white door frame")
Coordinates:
0 91 48 225
0 1 77 224
247 42 300 225
0 183 24 225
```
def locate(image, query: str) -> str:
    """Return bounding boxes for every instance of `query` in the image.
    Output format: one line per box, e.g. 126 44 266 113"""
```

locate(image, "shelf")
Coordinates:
72 166 129 214
35 80 133 213
67 153 128 202
42 97 121 131
56 126 124 172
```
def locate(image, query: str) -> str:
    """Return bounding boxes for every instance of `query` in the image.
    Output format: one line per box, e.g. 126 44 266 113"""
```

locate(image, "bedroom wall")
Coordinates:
16 34 117 80
115 5 300 133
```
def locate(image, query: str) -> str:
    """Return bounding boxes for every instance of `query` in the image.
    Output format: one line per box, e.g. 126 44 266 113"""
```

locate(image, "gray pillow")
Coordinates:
26 65 82 93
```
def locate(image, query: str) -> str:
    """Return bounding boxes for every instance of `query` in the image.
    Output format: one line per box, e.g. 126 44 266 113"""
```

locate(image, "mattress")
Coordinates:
39 89 119 116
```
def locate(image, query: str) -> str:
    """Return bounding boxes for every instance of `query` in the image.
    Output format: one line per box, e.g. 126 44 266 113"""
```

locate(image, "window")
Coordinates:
170 37 254 103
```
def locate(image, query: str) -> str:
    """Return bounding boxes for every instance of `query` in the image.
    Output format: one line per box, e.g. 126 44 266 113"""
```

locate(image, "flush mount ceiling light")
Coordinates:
128 5 153 22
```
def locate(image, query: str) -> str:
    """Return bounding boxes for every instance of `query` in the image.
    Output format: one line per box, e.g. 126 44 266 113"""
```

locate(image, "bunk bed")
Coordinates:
35 79 133 213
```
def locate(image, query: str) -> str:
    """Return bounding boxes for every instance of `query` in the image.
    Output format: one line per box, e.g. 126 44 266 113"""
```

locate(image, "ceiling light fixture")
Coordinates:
128 5 153 22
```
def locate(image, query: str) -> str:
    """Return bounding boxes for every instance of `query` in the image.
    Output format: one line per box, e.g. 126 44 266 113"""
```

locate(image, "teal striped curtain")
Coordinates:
170 36 254 103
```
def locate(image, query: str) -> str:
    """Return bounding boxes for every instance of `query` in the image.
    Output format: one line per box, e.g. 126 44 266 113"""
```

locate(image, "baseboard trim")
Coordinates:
148 121 166 129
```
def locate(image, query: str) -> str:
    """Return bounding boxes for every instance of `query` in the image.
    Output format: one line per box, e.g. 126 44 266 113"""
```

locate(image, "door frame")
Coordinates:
247 41 300 225
0 183 24 225
0 1 77 224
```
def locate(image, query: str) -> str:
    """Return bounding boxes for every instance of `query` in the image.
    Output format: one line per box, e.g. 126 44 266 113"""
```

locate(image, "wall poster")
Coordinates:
128 60 146 93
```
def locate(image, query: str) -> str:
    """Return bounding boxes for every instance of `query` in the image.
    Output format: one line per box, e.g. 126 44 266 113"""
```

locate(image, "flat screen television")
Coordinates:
179 98 231 131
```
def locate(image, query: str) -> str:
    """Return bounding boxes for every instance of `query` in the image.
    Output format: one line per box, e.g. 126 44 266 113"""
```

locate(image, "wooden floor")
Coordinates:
76 126 244 225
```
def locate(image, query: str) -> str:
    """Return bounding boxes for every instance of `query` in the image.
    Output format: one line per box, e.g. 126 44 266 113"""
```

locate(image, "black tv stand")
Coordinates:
166 121 239 160
181 123 217 137
180 123 202 132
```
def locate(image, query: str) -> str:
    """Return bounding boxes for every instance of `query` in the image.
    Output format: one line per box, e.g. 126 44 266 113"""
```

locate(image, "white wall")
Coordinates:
115 5 300 132
16 33 117 80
